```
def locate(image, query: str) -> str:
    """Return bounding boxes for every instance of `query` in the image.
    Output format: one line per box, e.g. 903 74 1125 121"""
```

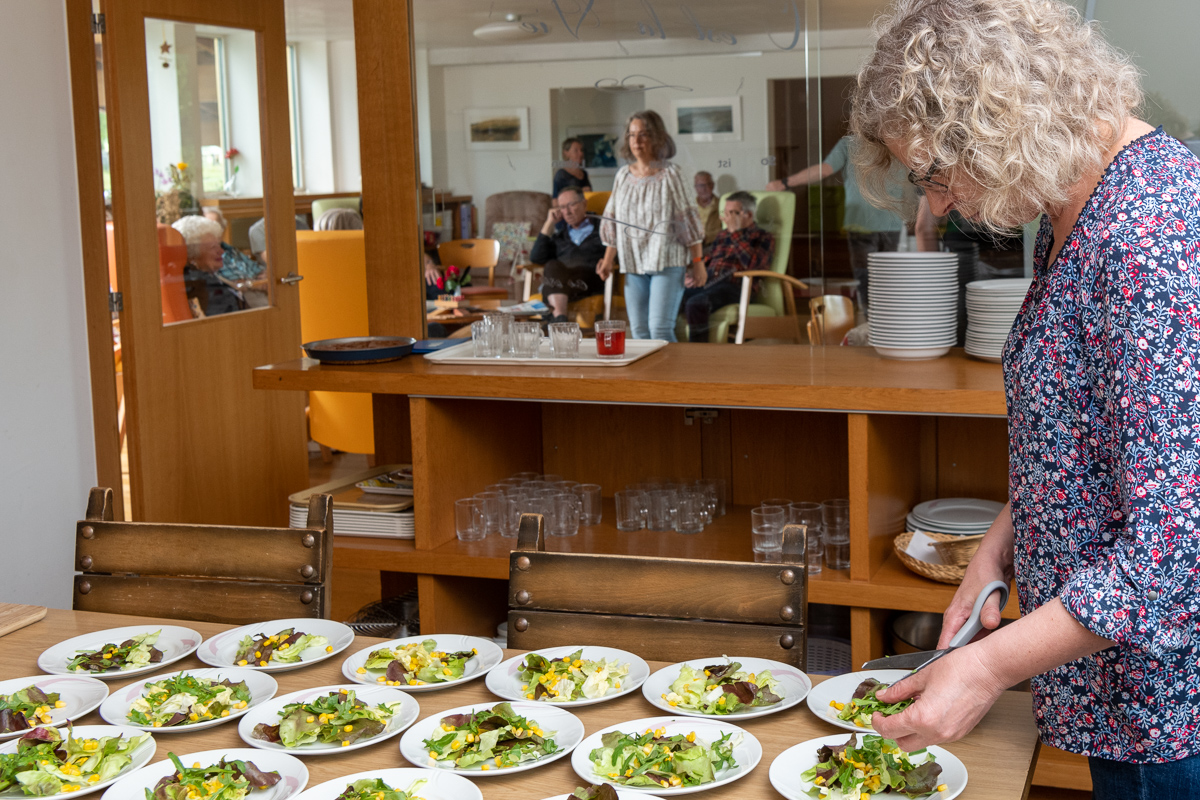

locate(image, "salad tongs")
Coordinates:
860 580 1010 673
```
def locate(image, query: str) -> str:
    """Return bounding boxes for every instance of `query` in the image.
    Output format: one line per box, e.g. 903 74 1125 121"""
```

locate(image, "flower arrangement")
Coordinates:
155 161 197 224
436 264 473 297
224 148 241 194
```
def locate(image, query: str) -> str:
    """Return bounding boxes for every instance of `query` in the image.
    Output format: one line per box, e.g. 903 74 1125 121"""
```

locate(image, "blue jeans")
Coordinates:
1090 753 1200 800
623 267 686 341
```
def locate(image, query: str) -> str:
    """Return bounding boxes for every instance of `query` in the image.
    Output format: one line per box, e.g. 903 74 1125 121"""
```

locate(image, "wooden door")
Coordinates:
101 0 306 525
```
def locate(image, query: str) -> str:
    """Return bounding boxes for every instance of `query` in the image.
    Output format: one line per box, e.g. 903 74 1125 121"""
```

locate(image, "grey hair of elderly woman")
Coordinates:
850 0 1142 230
315 208 364 231
171 215 225 264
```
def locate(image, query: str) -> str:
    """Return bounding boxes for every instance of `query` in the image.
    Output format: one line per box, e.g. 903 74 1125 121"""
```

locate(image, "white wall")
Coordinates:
327 40 360 192
0 1 94 609
293 39 360 193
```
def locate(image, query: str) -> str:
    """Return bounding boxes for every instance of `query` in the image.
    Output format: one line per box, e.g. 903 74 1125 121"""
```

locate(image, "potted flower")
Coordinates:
155 161 197 224
223 147 240 194
434 264 473 308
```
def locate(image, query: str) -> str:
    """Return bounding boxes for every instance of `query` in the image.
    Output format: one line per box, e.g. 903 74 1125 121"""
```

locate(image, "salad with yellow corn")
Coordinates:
333 777 426 800
661 660 783 715
830 678 913 729
0 725 150 795
234 629 330 668
360 641 475 687
127 674 252 728
67 632 162 674
800 734 945 799
422 702 557 770
250 689 402 748
588 726 738 789
518 650 629 702
0 686 64 734
146 753 281 800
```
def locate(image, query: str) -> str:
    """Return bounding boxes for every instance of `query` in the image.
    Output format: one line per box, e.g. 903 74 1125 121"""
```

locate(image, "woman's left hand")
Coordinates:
871 645 1007 752
689 263 707 288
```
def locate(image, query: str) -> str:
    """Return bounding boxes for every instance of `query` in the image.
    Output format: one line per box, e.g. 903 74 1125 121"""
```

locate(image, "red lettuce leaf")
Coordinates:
251 723 281 743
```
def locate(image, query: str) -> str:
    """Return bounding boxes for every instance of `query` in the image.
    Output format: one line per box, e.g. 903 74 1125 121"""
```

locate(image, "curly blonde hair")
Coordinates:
850 0 1142 229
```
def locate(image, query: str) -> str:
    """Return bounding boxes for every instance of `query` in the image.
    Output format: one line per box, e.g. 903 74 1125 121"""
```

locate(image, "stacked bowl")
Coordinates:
867 251 961 360
964 278 1033 362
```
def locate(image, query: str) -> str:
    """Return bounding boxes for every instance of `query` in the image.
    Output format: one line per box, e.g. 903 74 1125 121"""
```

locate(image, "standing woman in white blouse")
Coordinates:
597 110 706 340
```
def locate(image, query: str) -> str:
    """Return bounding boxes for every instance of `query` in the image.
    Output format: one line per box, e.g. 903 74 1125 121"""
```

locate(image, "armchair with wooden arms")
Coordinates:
438 238 507 299
807 295 857 346
73 487 334 625
507 515 808 668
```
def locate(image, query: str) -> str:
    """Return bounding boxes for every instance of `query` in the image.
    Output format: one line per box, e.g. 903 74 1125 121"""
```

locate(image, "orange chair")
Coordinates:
438 238 507 298
295 230 374 456
105 222 191 324
583 190 611 216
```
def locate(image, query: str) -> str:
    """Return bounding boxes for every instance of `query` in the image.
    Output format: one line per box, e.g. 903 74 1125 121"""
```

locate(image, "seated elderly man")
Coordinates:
172 215 243 317
529 186 607 324
679 191 774 342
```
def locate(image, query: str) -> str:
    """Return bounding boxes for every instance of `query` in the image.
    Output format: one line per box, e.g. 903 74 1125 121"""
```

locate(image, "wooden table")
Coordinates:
1 610 1041 799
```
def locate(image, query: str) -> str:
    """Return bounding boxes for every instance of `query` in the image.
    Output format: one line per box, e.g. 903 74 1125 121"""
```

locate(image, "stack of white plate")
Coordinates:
289 504 414 539
964 278 1032 362
907 497 1005 537
867 252 961 360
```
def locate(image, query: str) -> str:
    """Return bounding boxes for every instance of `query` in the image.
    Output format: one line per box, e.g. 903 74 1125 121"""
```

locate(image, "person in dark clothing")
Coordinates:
552 138 592 198
530 187 607 323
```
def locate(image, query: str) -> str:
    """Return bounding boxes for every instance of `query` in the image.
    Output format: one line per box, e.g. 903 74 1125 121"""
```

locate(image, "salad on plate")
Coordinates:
422 702 557 770
128 675 252 728
800 734 944 799
234 630 330 668
830 678 913 729
250 689 402 748
147 753 281 800
0 726 151 796
67 632 163 674
588 725 738 789
660 659 783 715
570 786 622 799
0 687 64 734
331 777 426 800
518 650 629 703
358 641 475 687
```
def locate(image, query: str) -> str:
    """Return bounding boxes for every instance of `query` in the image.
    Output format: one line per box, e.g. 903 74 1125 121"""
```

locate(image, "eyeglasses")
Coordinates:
907 162 950 193
557 198 584 210
629 131 653 141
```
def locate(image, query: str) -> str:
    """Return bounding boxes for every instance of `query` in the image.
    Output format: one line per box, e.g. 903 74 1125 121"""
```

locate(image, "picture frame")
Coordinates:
671 96 742 142
464 107 529 150
565 125 623 177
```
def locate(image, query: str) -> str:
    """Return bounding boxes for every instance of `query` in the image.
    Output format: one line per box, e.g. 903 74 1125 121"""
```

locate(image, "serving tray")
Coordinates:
302 336 416 364
423 338 667 367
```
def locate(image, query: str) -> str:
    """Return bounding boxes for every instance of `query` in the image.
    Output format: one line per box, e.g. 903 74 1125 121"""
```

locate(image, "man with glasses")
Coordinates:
529 187 607 323
767 134 906 310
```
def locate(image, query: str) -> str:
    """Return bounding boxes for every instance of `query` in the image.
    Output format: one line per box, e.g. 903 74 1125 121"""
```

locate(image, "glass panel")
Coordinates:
146 18 269 323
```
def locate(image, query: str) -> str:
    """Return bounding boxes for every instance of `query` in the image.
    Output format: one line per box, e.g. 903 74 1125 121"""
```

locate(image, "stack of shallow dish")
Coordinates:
867 252 961 359
906 497 1004 536
964 278 1032 362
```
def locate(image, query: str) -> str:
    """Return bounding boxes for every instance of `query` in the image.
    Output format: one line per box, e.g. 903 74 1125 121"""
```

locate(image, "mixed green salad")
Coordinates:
235 629 330 668
67 632 163 674
421 702 557 770
571 786 621 800
250 689 402 748
127 674 252 728
0 725 150 795
146 753 281 800
800 734 945 799
333 778 427 800
588 725 738 789
0 686 63 734
830 678 914 729
518 650 629 702
660 660 784 715
357 640 476 687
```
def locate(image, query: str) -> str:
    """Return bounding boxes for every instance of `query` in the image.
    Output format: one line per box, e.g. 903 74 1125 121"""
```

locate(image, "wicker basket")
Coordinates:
893 532 966 585
931 533 984 567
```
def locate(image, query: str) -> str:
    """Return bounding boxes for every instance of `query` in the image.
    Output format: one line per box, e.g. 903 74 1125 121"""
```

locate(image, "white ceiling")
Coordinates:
284 0 887 46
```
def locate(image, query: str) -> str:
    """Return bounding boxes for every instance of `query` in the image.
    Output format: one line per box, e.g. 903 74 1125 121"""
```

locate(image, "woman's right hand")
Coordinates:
423 258 442 286
596 259 614 280
936 505 1016 648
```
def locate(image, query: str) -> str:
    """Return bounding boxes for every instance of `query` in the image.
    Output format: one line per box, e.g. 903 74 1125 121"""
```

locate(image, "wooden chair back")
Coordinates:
73 487 334 625
438 239 501 286
808 295 856 345
508 515 809 668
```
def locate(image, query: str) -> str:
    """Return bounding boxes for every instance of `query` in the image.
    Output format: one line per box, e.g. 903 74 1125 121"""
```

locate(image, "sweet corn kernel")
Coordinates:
221 710 230 717
255 652 261 658
237 660 248 666
428 751 437 758
87 776 99 784
54 701 66 709
326 646 334 652
259 661 267 667
194 763 202 768
341 740 349 747
450 741 462 750
356 667 366 674
525 693 534 699
344 724 354 732
481 765 489 771
307 716 316 723
279 643 290 650
466 734 475 743
686 732 696 743
376 676 387 683
936 785 948 793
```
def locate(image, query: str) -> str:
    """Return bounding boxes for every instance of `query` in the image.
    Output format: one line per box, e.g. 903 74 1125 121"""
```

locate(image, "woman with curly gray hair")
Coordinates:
852 0 1200 794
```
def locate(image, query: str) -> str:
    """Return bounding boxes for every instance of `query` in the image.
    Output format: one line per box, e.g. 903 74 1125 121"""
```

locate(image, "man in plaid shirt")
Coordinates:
680 191 775 342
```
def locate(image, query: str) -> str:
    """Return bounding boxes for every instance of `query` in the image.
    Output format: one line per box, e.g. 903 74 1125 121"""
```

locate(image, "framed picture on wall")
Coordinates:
671 96 742 142
464 107 530 150
565 125 623 177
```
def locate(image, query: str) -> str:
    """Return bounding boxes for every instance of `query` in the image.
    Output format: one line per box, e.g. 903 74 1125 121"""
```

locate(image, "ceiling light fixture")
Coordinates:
473 14 549 42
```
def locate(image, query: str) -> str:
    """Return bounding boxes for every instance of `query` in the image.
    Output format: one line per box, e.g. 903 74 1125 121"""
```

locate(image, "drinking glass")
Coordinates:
499 494 524 538
789 501 824 575
751 505 786 553
821 498 851 529
615 489 646 531
471 319 501 358
675 489 707 534
548 322 582 358
595 319 627 358
540 474 565 484
547 492 581 537
484 311 514 354
822 498 851 570
552 480 579 492
454 498 486 541
474 491 504 536
572 483 602 525
512 321 542 358
695 478 726 517
511 471 540 482
762 497 792 509
646 488 676 531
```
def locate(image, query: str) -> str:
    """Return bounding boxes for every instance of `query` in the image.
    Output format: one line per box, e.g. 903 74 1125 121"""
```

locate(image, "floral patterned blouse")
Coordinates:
1004 127 1200 763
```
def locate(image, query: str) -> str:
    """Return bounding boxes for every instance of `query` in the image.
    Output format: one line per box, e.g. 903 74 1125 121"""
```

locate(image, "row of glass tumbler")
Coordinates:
613 478 728 535
455 473 602 540
473 315 628 359
752 497 851 574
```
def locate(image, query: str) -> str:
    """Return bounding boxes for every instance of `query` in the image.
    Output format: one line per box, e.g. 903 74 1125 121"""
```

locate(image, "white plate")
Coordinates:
0 675 109 740
570 716 760 795
341 634 503 691
291 768 480 800
485 646 650 707
196 619 356 673
399 701 583 776
870 336 957 347
99 667 278 733
967 278 1032 291
912 498 1005 527
540 792 649 800
872 346 952 360
39 626 202 681
905 515 988 537
236 684 419 755
640 657 811 720
0 724 156 798
769 734 967 800
805 670 911 733
99 748 308 800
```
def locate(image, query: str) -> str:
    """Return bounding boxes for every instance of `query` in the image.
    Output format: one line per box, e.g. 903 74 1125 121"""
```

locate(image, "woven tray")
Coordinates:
894 531 966 585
